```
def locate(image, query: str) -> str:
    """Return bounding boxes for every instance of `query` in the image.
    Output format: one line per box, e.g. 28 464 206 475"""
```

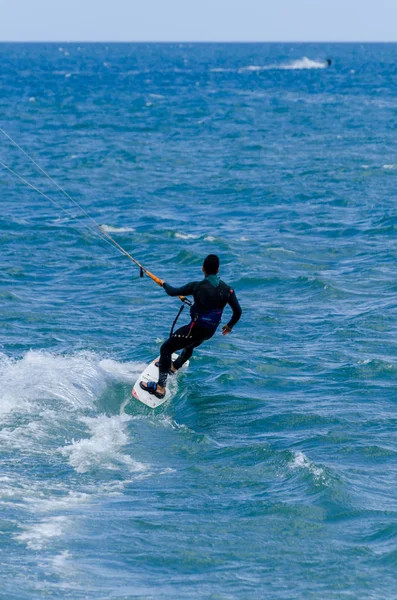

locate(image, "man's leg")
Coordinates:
172 325 215 370
173 339 204 370
142 325 215 396
158 324 194 388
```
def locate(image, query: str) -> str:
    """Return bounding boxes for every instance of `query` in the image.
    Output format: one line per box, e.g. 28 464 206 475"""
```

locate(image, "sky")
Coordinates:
0 0 396 42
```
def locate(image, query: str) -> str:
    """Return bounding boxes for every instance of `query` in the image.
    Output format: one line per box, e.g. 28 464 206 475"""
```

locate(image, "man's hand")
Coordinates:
221 325 232 336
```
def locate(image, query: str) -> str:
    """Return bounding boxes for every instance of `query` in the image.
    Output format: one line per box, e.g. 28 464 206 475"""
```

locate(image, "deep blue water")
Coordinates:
1 43 397 599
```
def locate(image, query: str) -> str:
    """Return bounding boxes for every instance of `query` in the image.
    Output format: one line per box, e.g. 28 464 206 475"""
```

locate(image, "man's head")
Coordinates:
203 254 219 275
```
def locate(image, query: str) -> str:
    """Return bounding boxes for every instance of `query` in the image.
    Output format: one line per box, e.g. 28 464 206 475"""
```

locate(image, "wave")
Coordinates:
59 414 146 474
0 350 110 415
0 350 156 553
289 450 327 483
0 350 145 469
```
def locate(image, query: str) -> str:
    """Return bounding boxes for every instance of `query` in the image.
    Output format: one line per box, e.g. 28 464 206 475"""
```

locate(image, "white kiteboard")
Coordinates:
131 353 189 409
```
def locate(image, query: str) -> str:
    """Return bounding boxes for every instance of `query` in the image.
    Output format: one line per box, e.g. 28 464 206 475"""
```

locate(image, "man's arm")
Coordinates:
162 281 198 297
222 290 242 335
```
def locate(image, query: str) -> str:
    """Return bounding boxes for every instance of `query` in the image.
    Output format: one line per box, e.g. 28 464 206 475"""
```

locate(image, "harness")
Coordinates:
170 279 232 339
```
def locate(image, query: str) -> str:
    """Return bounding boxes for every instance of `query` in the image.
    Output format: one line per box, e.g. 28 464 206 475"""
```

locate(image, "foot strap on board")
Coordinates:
140 380 165 399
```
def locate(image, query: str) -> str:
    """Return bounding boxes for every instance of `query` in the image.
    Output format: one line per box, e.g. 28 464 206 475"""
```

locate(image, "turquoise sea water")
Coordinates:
1 43 397 599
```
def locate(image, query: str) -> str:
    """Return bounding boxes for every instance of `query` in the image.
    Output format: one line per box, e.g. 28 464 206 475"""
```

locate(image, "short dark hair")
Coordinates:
203 254 219 275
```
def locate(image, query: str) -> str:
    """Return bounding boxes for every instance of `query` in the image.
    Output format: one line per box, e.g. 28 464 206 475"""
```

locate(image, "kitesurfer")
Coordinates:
140 254 242 399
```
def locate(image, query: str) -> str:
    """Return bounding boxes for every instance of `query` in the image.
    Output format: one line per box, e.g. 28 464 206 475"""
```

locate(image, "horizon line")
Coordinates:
0 40 397 44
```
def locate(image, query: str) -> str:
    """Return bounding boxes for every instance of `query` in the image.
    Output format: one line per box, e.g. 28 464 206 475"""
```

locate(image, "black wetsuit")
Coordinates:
158 276 242 387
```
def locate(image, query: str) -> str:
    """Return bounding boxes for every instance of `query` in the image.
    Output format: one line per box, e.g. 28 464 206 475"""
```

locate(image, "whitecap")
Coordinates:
59 414 146 474
15 516 68 550
99 358 145 383
0 349 129 419
100 224 135 233
210 68 233 73
239 57 327 73
238 65 268 73
267 246 296 254
174 232 199 240
28 491 91 513
52 550 72 574
290 451 326 482
281 57 327 70
383 164 397 170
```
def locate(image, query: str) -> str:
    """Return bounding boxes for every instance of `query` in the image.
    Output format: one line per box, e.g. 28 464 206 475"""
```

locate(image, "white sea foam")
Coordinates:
238 65 268 73
0 350 109 417
99 358 145 383
16 516 69 550
204 235 216 242
239 58 327 73
174 232 199 240
60 414 145 474
0 351 145 460
383 164 397 170
290 451 326 482
210 67 234 73
267 246 296 255
0 349 158 556
28 491 91 513
52 550 72 574
281 58 328 70
100 224 135 233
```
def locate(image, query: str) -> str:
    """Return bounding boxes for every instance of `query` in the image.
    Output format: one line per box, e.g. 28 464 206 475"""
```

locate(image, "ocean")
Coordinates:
1 42 397 599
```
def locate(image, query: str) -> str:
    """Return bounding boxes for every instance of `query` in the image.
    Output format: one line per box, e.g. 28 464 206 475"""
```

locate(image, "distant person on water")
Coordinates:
326 58 332 67
140 254 242 399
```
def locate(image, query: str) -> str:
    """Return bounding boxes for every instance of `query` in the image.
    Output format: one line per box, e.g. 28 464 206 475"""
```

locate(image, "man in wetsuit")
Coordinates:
140 254 242 399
